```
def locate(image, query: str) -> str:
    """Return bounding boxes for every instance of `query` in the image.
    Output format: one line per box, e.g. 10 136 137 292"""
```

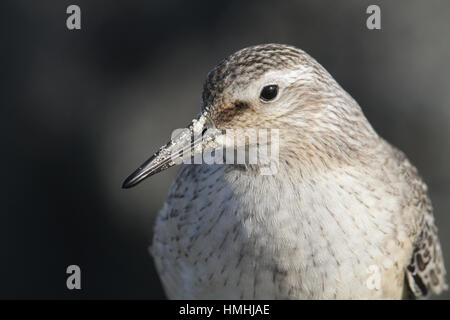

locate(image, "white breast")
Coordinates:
151 163 413 299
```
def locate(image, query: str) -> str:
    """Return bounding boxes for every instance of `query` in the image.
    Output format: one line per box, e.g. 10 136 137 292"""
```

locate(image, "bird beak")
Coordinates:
122 111 222 189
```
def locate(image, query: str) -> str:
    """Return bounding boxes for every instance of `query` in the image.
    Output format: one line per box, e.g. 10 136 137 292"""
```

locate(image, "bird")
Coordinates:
122 44 447 299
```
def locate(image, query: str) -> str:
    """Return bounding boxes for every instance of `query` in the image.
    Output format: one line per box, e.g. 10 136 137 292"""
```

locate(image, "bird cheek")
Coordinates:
211 102 250 129
214 104 238 123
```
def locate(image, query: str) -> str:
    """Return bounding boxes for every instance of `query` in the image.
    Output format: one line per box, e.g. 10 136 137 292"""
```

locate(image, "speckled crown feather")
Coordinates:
202 44 313 108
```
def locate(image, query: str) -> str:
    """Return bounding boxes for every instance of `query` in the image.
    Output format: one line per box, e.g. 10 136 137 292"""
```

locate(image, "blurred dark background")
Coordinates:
1 0 449 299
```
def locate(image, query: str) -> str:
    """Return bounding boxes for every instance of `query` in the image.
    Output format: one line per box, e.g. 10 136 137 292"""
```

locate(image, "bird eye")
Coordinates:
259 85 279 102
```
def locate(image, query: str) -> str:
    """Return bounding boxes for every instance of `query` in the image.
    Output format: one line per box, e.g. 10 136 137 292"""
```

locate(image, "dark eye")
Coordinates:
260 85 279 102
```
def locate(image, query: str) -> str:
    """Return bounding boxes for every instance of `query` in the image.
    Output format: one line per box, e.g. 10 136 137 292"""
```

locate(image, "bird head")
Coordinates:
122 44 376 188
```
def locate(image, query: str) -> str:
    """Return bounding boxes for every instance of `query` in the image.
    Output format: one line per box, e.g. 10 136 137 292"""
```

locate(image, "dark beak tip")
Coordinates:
121 170 142 189
121 180 132 189
122 165 156 189
121 177 135 189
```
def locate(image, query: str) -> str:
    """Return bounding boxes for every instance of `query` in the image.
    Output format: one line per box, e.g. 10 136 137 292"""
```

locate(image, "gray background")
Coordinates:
1 0 449 299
